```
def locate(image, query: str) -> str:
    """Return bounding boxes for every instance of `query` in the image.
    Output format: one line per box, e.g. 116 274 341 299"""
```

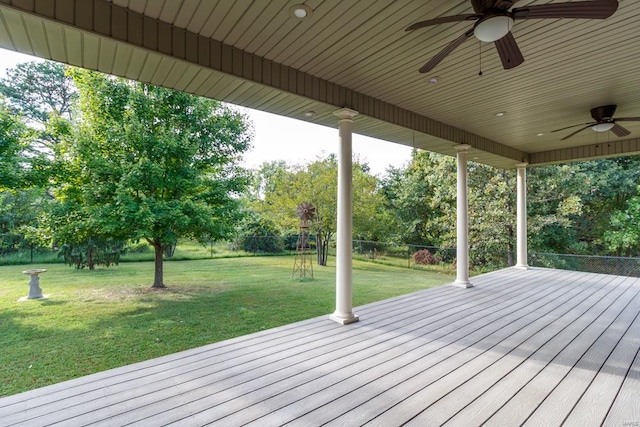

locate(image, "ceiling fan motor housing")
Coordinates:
591 105 617 122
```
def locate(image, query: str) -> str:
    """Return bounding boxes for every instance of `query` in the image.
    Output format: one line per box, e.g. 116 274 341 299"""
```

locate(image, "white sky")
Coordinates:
0 48 412 176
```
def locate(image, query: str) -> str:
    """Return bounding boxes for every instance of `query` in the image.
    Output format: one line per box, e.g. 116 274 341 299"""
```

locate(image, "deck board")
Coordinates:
439 276 639 426
479 279 640 427
1 267 639 427
326 272 624 426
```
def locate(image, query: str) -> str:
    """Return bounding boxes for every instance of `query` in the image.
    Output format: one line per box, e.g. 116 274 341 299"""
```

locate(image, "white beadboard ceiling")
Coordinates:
0 0 639 168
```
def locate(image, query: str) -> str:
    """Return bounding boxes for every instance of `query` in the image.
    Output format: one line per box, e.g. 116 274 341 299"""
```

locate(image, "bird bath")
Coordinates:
20 269 48 300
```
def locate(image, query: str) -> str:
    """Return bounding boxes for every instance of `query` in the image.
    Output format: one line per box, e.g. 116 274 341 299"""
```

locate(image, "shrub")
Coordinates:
239 217 284 254
127 242 150 253
59 239 125 270
412 249 437 265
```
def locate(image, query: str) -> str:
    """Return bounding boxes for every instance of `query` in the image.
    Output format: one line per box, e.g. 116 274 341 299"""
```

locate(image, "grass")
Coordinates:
0 256 454 397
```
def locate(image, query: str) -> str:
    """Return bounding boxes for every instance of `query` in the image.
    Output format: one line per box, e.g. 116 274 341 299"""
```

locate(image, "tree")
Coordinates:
253 155 386 266
239 215 284 254
468 165 516 267
0 61 76 220
0 61 75 124
0 103 29 190
381 151 456 246
526 164 584 254
571 158 640 253
48 69 252 286
603 188 640 256
381 150 585 268
0 61 76 164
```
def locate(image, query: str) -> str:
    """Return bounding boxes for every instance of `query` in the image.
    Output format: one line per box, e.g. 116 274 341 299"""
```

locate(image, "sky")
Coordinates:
0 48 412 176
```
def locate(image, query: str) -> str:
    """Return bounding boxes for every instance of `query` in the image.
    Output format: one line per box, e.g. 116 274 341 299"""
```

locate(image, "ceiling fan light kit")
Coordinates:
474 15 513 42
592 122 615 132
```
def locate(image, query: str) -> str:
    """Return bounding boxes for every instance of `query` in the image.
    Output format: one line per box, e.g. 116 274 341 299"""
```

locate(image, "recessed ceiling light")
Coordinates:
289 4 313 19
537 133 544 136
428 76 439 84
495 112 505 117
304 111 315 117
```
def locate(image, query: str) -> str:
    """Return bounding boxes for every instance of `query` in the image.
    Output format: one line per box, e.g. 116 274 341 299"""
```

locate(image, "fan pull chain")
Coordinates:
478 41 483 76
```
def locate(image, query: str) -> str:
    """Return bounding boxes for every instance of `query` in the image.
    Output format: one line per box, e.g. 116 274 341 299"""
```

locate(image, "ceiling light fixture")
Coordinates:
428 76 439 84
537 133 544 137
304 111 315 117
495 112 505 117
592 122 615 132
473 15 514 43
289 4 313 19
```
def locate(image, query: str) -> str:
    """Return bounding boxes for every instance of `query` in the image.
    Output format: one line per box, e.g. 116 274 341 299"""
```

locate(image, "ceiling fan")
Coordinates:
406 0 618 73
552 105 640 140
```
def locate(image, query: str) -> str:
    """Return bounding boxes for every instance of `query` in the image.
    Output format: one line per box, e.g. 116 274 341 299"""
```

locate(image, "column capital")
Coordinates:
516 162 529 168
453 144 471 152
333 108 359 120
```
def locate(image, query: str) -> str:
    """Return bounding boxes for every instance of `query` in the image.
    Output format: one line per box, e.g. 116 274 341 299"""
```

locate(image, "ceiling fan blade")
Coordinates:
419 29 474 73
611 123 631 137
551 122 594 133
513 0 618 20
615 117 640 122
494 32 524 69
406 14 479 31
561 125 592 140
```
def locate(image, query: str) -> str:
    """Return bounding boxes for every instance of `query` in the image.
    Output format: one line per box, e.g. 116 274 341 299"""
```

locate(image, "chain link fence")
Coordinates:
3 233 640 277
0 233 41 264
529 252 640 277
330 240 640 277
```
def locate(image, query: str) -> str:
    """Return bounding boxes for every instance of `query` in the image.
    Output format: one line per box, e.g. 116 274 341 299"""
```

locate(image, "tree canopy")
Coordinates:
0 61 75 124
42 69 252 285
0 103 28 190
249 155 387 265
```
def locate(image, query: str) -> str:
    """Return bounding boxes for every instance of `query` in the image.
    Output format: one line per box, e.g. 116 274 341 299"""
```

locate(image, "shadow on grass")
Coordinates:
35 300 67 307
0 282 335 397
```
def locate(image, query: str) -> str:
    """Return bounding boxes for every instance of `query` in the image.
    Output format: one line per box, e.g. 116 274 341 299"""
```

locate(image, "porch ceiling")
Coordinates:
1 0 640 168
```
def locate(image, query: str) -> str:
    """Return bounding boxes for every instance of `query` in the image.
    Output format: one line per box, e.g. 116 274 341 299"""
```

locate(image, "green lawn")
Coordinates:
0 256 453 397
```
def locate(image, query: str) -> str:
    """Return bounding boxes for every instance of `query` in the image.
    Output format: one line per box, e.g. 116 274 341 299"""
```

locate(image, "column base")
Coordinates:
514 264 529 270
452 280 473 289
330 313 360 325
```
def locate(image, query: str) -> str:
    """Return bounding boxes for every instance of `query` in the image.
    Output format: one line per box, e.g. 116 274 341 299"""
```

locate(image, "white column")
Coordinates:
454 144 472 288
330 108 359 325
515 162 529 269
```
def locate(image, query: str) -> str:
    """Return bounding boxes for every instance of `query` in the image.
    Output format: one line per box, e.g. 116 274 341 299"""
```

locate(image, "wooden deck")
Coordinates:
1 267 639 426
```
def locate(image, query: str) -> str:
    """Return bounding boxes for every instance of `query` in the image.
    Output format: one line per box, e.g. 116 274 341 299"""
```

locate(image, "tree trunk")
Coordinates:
506 225 514 266
87 245 95 270
316 233 326 266
322 237 329 265
152 243 166 288
317 232 334 266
